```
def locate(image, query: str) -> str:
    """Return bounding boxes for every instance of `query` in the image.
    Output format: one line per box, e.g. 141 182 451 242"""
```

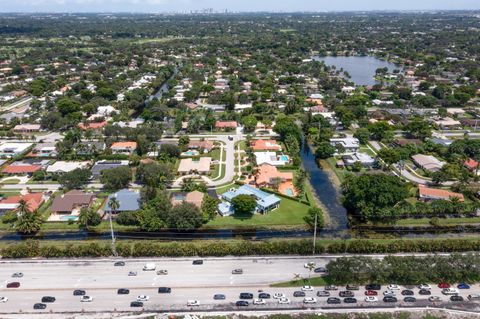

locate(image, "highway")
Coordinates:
0 256 478 314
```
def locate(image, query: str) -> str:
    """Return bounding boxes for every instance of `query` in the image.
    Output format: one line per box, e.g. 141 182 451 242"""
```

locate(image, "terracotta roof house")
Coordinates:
464 158 479 172
50 190 94 214
2 164 42 175
215 121 237 130
188 140 215 152
418 185 464 202
251 139 282 151
170 190 205 208
111 141 137 155
0 193 45 213
78 121 107 131
252 164 296 196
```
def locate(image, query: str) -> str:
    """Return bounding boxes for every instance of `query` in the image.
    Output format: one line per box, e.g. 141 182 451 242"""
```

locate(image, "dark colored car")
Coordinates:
114 261 125 266
239 293 254 299
365 284 381 291
401 290 414 296
130 301 143 307
438 282 451 289
327 297 341 304
73 290 86 296
314 267 327 273
6 282 20 288
383 296 398 303
346 284 359 290
117 289 130 295
325 285 338 291
192 260 203 265
259 293 271 299
457 283 470 289
450 295 464 302
41 296 56 303
33 303 47 310
339 291 354 297
343 297 357 303
317 291 330 297
158 287 171 293
404 297 416 303
213 294 226 300
365 290 378 296
236 300 249 306
293 291 306 297
419 289 432 295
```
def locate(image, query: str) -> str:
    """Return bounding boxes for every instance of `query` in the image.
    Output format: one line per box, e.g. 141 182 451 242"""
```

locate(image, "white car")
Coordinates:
383 290 395 296
303 297 317 304
253 298 266 305
418 284 432 290
365 296 378 302
442 288 459 295
304 262 316 268
0 297 8 303
80 296 93 302
273 293 286 299
187 300 200 306
301 285 314 291
388 284 400 290
137 295 150 301
278 297 290 304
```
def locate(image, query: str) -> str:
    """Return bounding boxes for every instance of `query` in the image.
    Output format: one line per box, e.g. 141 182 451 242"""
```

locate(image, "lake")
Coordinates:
312 56 400 86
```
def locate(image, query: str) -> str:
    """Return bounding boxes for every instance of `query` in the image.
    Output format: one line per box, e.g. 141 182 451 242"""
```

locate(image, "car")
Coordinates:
33 303 47 309
232 269 243 275
258 293 271 299
304 262 316 268
343 297 357 303
327 297 341 304
117 289 130 295
253 298 266 305
114 261 125 266
12 272 23 278
240 293 254 299
74 289 88 296
442 288 459 295
156 270 168 275
192 260 203 265
457 283 470 289
228 135 234 141
158 287 171 294
346 284 359 290
325 285 338 291
450 295 464 302
428 296 442 302
383 290 395 297
365 284 381 291
128 271 137 276
130 301 143 307
438 282 451 289
0 297 8 303
339 291 354 298
418 284 432 290
293 291 306 297
143 263 156 271
388 284 401 290
383 296 398 303
80 296 93 302
6 282 20 288
365 290 378 296
301 285 314 291
419 289 431 295
303 297 317 304
316 290 330 297
468 294 480 301
41 296 56 303
314 267 327 273
401 290 414 296
278 297 290 304
187 300 200 306
404 297 416 303
236 300 249 307
365 296 378 302
137 295 150 302
214 294 226 300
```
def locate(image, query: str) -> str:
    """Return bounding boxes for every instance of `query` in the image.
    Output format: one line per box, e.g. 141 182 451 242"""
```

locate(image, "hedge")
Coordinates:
1 238 480 259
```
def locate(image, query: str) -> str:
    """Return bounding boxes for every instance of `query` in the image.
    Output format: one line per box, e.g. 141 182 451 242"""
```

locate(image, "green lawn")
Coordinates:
1 179 20 184
396 217 480 226
215 184 237 195
211 164 226 181
208 148 221 161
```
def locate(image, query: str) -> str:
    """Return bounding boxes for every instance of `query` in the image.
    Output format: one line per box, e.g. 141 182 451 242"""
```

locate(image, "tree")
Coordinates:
15 212 43 234
167 202 203 231
136 162 174 188
101 166 131 191
231 194 257 215
56 97 81 116
241 115 257 133
304 206 324 230
315 142 336 159
377 148 401 167
78 207 101 230
368 121 392 141
353 128 370 144
405 117 432 140
273 116 301 142
201 195 219 222
58 168 91 189
178 135 190 151
108 197 120 214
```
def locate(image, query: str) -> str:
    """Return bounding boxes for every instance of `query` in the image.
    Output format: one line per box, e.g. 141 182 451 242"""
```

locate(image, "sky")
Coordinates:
0 0 479 13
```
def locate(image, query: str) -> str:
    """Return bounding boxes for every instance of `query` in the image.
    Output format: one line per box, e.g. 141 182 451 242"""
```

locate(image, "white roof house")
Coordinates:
342 152 376 167
46 161 90 174
0 142 33 157
412 154 445 172
254 152 289 166
97 105 118 116
330 137 360 153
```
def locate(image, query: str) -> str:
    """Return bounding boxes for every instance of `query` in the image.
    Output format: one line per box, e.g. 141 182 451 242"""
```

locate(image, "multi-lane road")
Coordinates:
0 256 478 314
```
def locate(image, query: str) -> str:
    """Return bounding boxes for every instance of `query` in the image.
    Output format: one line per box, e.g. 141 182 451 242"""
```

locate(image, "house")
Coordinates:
433 118 462 130
254 152 289 166
170 190 205 208
218 185 281 216
250 164 295 196
342 152 376 167
329 137 360 153
250 139 282 152
50 190 94 214
75 141 105 155
111 141 137 155
30 143 57 157
215 121 237 130
464 158 479 173
418 185 464 202
188 140 215 152
97 105 117 116
0 193 45 214
13 124 41 134
78 121 107 131
411 154 445 172
0 142 33 158
178 157 212 175
104 189 140 213
2 163 42 175
91 160 129 179
46 161 90 174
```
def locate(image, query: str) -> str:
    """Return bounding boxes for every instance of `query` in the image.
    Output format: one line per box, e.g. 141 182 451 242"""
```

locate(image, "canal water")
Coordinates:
312 56 400 86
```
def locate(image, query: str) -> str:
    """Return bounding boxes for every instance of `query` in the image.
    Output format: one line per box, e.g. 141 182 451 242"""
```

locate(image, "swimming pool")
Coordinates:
60 215 78 222
279 155 289 162
284 188 294 196
182 151 199 156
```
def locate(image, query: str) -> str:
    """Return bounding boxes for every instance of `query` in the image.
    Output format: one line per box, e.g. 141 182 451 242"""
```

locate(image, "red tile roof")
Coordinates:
251 139 282 151
215 121 237 129
2 165 42 174
0 193 44 212
464 158 479 171
78 121 107 130
418 185 464 202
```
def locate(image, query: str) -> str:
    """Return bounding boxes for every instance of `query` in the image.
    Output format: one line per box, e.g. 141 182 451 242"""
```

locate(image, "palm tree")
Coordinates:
17 199 30 217
16 211 43 234
108 197 120 215
107 196 119 256
78 207 101 231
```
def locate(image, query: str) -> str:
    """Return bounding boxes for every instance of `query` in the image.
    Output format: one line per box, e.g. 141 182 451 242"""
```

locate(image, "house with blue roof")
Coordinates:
218 184 280 216
104 189 141 213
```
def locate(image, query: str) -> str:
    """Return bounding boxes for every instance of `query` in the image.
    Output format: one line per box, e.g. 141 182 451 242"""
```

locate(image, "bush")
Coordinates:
116 211 140 226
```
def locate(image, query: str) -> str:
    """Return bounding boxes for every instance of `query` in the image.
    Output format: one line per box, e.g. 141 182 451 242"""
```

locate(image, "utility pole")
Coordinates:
312 212 318 255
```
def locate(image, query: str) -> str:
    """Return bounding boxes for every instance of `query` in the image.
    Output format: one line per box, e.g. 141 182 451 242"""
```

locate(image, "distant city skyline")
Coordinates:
0 0 479 13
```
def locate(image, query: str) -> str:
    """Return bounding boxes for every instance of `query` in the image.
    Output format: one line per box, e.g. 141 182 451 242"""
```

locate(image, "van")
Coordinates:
143 263 156 271
468 294 480 300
